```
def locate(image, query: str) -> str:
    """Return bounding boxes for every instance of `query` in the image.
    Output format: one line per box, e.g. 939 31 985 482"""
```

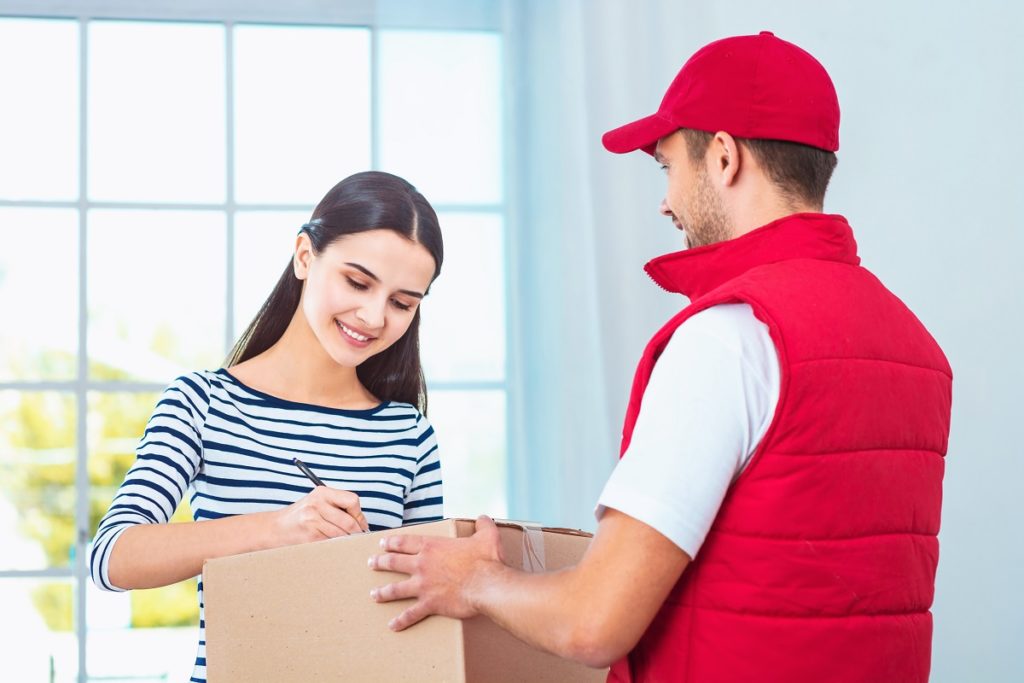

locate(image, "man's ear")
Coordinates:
710 131 741 187
293 233 313 280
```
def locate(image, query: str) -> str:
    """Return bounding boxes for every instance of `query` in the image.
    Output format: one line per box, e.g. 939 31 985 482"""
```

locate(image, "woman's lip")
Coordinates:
337 319 376 339
336 320 375 347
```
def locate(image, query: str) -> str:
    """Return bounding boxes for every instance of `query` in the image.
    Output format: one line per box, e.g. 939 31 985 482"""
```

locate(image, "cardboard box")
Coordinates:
203 519 608 682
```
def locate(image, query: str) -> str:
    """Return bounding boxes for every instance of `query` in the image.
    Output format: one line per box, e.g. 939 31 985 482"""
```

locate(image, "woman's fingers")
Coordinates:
317 501 364 536
316 519 347 539
320 488 370 532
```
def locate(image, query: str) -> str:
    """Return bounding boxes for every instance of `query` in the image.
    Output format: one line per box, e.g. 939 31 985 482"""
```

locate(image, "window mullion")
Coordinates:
75 15 90 683
370 25 380 171
225 21 236 354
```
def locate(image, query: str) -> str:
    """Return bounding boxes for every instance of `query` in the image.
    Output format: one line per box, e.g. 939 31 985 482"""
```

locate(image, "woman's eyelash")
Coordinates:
347 276 412 311
346 277 369 291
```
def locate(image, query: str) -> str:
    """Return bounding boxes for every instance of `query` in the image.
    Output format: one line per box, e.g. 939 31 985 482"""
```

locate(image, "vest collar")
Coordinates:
644 213 860 299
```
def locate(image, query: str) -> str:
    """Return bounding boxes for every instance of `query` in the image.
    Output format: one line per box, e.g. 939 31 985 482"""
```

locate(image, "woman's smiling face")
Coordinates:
293 228 437 368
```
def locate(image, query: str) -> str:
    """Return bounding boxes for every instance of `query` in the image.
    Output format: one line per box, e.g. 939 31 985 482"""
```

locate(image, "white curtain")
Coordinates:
504 0 697 529
506 2 1024 682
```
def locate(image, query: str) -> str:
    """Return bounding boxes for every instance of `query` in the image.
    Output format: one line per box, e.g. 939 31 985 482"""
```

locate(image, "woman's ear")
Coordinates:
293 233 313 280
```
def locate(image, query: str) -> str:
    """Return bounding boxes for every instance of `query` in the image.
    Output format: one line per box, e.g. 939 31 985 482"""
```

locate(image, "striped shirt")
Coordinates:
88 369 443 683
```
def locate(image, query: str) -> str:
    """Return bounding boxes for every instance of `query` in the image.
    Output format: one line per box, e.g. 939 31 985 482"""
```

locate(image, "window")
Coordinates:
0 5 507 681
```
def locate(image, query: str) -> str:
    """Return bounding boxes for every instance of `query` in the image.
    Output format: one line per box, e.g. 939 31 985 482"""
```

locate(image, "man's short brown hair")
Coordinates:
679 128 838 208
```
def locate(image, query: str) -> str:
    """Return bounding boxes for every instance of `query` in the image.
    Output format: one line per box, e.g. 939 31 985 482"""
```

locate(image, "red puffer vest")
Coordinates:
608 213 951 683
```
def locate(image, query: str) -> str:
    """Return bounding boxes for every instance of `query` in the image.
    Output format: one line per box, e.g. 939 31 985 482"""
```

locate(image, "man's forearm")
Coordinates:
370 511 690 668
469 562 624 668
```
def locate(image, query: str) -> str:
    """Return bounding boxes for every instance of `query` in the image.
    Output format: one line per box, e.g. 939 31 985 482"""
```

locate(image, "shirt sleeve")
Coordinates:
402 412 443 524
595 304 780 558
88 373 211 591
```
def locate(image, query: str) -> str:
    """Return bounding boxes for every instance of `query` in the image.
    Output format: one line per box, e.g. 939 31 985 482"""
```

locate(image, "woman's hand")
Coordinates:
270 486 370 546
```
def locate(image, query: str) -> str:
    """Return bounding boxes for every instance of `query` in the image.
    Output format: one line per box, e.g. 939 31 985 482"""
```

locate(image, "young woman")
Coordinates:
89 171 444 683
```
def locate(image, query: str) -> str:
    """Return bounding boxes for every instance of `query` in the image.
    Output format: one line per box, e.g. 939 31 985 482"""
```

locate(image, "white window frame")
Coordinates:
0 2 517 681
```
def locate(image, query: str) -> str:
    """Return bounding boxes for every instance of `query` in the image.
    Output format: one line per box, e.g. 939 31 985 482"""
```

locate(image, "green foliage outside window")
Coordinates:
1 356 199 631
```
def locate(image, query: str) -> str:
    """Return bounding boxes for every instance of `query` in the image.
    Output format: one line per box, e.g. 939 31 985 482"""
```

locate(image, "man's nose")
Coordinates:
659 198 673 216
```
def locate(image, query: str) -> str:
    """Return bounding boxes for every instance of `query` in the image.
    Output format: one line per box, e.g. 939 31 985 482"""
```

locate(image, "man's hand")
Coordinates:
369 515 505 630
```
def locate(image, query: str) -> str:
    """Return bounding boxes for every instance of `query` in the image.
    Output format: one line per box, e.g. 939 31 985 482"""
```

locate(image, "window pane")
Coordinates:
86 390 199 683
88 21 225 203
86 391 161 548
233 210 308 340
0 392 76 570
87 210 226 381
0 19 78 201
86 615 198 683
0 578 78 682
234 25 371 205
420 213 505 381
380 31 502 205
428 390 506 518
0 208 78 381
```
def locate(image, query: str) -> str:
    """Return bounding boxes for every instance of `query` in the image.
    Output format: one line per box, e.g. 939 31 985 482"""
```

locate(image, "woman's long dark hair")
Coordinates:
225 171 443 413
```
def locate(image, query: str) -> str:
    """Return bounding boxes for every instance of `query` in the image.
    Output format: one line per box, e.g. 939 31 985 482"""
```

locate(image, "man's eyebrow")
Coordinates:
345 262 425 299
654 150 667 164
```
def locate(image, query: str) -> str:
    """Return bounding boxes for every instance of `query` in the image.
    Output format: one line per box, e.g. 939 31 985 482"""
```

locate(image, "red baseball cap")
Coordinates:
602 31 840 155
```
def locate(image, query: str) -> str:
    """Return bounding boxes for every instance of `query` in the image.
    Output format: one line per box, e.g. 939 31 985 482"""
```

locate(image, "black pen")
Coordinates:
293 457 325 488
293 457 367 534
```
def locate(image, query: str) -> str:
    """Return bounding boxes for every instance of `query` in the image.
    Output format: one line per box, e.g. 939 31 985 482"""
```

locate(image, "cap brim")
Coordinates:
602 113 680 156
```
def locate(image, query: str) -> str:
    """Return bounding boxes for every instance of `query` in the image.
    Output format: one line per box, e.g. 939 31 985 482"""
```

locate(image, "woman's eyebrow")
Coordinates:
345 262 425 299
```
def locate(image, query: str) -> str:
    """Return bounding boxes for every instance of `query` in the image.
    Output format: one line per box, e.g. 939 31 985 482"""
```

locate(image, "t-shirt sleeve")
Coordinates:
88 373 210 591
595 304 779 558
402 412 443 524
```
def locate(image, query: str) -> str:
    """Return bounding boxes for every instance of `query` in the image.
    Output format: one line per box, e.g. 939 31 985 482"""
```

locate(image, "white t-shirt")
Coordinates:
595 303 781 559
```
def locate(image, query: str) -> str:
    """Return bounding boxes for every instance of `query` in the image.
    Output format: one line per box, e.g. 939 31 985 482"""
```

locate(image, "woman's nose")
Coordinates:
355 299 386 330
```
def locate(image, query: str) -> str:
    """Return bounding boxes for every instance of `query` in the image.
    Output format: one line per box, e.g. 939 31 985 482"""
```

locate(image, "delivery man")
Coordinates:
370 31 952 683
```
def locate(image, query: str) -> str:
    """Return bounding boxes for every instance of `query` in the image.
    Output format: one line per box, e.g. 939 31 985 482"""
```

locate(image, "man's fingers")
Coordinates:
368 551 417 575
474 515 504 562
379 534 426 554
388 601 432 631
369 577 418 603
475 514 500 542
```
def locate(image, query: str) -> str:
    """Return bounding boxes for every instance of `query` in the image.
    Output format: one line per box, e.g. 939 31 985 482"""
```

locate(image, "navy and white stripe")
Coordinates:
89 369 443 683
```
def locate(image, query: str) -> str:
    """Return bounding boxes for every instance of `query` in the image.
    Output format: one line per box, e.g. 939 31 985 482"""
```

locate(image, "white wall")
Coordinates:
510 1 1023 680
